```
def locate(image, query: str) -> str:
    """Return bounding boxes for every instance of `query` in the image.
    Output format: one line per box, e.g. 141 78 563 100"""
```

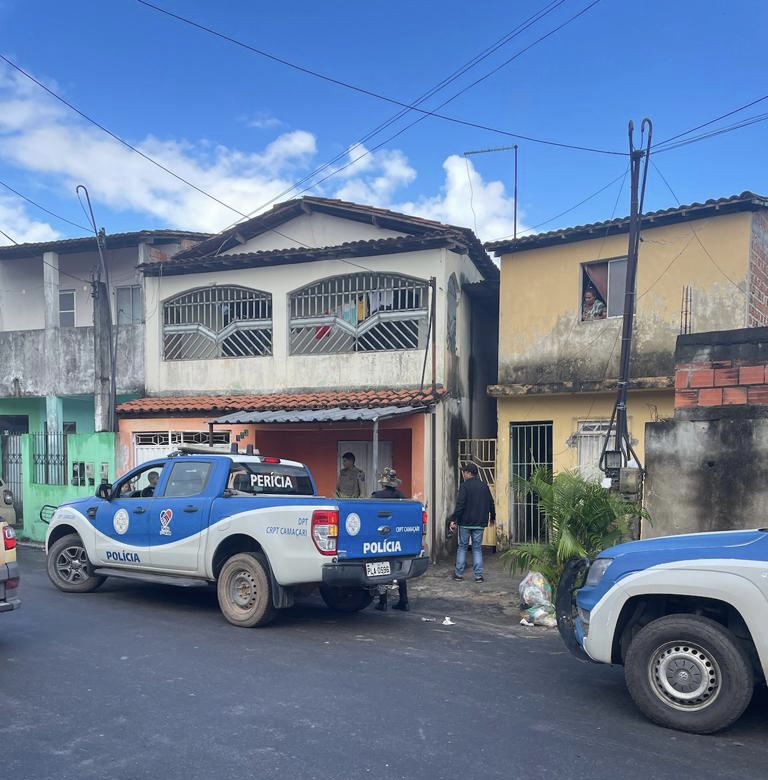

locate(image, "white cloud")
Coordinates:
0 195 59 245
391 155 520 239
245 112 285 130
0 63 516 241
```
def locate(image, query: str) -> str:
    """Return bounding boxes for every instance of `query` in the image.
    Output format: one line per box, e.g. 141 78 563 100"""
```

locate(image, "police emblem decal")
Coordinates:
159 508 173 536
113 508 130 535
345 512 361 536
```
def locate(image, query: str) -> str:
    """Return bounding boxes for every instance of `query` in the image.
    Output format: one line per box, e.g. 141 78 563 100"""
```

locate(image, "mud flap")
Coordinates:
555 557 592 662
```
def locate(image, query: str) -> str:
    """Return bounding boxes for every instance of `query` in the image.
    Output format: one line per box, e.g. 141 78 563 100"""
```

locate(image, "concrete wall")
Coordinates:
749 211 768 327
496 212 752 386
0 324 145 398
145 243 485 397
645 326 768 538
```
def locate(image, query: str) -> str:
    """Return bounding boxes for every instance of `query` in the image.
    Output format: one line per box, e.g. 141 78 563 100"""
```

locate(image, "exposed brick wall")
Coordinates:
675 358 768 408
749 210 768 327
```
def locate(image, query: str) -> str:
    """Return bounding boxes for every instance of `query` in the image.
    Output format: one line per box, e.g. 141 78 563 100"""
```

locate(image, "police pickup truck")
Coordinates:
556 529 768 734
45 447 428 627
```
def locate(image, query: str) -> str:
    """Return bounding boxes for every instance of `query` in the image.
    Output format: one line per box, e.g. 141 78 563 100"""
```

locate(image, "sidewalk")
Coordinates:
404 550 524 624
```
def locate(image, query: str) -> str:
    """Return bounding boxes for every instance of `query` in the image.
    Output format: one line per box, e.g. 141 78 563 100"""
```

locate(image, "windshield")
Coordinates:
227 463 314 496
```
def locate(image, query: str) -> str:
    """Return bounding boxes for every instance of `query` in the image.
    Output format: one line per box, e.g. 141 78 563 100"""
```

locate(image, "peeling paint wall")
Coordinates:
0 324 144 398
749 211 768 326
497 212 752 386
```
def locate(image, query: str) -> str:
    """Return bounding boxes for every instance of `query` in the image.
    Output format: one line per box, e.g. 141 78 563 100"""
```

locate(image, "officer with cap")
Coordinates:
336 451 366 498
372 467 409 612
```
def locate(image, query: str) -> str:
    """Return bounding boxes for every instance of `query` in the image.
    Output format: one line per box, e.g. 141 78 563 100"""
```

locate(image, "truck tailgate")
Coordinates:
335 500 424 559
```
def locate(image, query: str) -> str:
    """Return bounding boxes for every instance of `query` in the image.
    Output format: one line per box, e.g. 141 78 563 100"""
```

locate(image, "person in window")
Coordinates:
582 287 606 321
141 471 159 498
371 468 410 612
119 480 135 497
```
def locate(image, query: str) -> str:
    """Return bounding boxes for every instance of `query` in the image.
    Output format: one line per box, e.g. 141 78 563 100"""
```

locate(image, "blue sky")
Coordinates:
1 0 766 245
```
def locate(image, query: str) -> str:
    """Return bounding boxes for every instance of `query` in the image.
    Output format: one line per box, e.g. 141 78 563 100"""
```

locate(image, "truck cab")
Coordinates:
557 529 768 733
45 448 428 628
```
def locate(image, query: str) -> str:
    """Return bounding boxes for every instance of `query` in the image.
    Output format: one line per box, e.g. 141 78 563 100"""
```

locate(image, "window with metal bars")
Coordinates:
509 422 552 544
289 273 429 355
162 286 272 361
134 431 231 446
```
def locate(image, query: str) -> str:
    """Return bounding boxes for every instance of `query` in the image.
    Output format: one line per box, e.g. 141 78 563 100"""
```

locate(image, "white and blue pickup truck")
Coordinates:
44 447 428 627
556 529 768 734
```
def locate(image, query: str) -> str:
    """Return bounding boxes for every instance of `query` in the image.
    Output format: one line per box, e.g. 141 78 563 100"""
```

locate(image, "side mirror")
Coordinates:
97 483 113 500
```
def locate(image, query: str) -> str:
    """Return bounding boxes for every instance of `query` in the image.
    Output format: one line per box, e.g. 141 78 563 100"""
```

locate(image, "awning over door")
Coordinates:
208 405 428 425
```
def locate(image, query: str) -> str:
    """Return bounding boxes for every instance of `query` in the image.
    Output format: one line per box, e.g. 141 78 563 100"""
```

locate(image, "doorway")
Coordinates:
337 440 393 497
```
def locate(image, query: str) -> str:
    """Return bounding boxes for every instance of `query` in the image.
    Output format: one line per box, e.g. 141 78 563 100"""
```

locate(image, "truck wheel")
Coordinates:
46 534 106 593
319 585 373 613
624 614 754 734
217 552 276 628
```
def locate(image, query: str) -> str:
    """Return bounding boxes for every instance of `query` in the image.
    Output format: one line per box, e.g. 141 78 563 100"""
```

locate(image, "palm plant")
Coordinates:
501 467 646 588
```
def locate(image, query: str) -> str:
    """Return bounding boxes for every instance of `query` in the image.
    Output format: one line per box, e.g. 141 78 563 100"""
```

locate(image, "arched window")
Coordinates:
289 273 429 355
162 285 272 361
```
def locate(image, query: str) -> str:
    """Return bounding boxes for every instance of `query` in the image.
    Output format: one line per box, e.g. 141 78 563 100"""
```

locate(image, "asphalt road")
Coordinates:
2 548 766 780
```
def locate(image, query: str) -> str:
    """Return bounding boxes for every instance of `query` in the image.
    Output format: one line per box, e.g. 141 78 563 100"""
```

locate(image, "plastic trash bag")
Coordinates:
519 572 557 628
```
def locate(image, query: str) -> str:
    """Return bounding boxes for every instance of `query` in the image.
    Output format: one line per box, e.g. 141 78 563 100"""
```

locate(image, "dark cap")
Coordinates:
462 462 478 475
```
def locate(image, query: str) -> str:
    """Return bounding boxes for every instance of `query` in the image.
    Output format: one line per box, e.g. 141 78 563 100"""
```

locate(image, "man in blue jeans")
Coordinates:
450 462 495 583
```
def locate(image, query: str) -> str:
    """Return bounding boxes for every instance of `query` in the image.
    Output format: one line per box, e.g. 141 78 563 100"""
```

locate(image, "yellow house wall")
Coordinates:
497 212 752 386
494 389 674 547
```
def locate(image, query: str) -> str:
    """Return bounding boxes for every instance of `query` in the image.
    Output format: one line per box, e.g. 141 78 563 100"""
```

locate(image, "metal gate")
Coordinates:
1 434 23 516
509 422 553 544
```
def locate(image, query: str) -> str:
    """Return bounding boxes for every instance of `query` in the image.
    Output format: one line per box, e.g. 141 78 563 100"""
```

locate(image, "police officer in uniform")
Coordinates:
336 451 366 498
372 467 409 612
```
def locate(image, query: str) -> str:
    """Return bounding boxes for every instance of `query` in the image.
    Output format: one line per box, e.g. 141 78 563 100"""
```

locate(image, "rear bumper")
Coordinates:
0 561 20 612
322 555 429 587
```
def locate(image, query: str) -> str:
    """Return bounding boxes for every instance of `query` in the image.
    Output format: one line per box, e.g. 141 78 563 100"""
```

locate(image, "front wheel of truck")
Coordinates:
624 614 754 734
217 552 277 627
46 533 106 593
319 585 373 613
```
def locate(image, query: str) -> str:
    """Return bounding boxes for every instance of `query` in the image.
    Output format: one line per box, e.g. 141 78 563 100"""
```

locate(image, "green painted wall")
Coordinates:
0 397 45 432
21 432 116 542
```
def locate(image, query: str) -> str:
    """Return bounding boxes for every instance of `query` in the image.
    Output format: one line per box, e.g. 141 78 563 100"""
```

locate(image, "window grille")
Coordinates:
32 432 67 485
509 422 552 544
116 285 143 325
289 273 429 355
163 286 272 361
458 439 496 488
134 431 231 446
569 420 616 482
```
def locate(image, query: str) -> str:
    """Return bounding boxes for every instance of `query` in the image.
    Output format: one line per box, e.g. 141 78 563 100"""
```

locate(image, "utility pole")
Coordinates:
600 120 652 536
79 186 116 433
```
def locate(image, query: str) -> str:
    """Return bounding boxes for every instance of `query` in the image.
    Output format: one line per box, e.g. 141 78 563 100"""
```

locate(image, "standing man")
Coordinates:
336 451 365 498
371 467 409 612
450 462 495 583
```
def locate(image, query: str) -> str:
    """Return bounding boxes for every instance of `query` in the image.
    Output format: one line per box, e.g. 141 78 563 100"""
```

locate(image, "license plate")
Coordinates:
366 561 391 577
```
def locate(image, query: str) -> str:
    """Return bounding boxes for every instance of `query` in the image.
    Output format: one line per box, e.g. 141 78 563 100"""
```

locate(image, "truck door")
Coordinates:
147 460 214 573
92 463 165 568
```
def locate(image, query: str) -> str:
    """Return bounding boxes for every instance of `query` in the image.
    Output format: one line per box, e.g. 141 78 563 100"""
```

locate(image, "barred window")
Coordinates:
163 286 272 361
289 273 429 355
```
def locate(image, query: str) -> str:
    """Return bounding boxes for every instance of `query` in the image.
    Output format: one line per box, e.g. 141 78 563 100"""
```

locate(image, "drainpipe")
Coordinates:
430 406 437 562
372 416 379 493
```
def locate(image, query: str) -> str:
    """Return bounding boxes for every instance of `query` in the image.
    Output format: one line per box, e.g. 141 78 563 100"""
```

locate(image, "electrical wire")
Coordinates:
0 228 18 245
650 161 747 297
654 112 768 154
465 157 479 235
136 0 622 163
215 0 578 233
0 176 92 232
654 93 768 148
0 54 312 248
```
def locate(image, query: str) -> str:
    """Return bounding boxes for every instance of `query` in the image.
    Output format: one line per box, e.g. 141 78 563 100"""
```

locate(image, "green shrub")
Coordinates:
501 467 646 588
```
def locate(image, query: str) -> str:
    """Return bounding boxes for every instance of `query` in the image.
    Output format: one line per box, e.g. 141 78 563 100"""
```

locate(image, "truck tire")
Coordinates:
217 552 277 628
319 585 373 613
46 533 106 593
624 614 754 734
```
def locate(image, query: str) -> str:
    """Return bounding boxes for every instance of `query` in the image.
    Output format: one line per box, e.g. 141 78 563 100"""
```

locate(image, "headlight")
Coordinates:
585 557 613 587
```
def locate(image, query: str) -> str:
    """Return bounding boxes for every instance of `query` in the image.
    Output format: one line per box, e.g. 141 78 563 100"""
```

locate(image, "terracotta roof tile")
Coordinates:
116 387 444 416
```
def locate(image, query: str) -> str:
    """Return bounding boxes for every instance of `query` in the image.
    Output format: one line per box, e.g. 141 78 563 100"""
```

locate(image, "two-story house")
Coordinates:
486 191 768 548
115 197 499 555
0 230 207 520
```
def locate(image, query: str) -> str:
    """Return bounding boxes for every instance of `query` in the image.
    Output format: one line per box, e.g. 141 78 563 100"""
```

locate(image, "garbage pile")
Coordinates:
518 572 557 628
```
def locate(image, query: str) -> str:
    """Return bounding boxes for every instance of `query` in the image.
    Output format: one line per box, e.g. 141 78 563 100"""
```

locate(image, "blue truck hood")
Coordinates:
576 529 768 615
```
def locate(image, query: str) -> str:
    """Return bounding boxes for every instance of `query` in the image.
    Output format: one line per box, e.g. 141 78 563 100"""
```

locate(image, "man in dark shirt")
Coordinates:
372 467 409 612
450 462 495 583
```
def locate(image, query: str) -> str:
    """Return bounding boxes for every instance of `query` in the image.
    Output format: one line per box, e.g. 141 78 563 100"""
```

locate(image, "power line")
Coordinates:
136 0 623 159
216 0 582 233
0 228 19 245
0 54 312 248
651 161 747 297
654 93 768 148
0 176 92 232
655 111 768 154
